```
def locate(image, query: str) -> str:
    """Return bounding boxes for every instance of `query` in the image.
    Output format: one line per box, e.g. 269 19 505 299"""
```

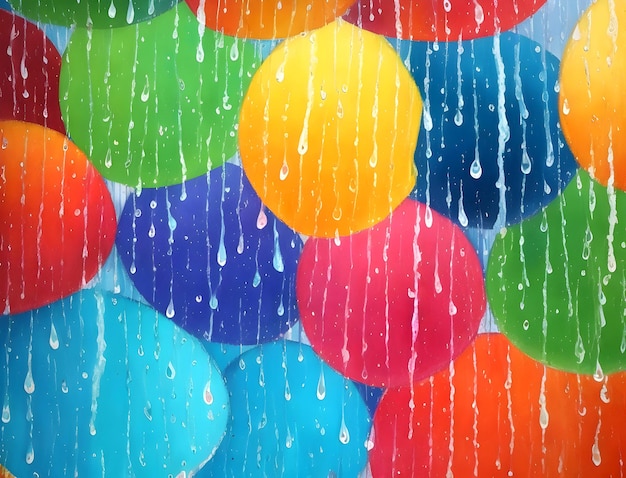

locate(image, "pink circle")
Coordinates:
297 199 486 388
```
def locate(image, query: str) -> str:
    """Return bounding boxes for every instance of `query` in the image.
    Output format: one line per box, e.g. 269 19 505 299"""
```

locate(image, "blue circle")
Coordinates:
396 32 578 229
0 290 229 477
198 341 371 478
115 163 303 345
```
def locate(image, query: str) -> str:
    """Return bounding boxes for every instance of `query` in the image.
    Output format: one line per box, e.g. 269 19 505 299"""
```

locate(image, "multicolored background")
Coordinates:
1 0 626 476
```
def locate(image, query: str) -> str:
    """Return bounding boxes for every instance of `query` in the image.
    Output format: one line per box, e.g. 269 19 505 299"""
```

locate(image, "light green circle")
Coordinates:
487 170 626 376
9 0 179 29
60 3 260 187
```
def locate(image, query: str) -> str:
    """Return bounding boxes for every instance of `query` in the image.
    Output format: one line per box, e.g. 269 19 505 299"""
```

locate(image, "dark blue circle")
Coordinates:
116 163 303 345
395 32 578 229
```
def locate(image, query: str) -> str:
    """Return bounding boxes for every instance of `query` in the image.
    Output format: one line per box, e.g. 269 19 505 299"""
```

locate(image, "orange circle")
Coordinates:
239 20 421 238
370 333 626 477
185 0 354 39
559 0 626 190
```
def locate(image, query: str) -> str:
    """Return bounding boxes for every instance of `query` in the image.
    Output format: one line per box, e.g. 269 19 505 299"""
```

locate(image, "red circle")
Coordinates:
0 10 65 134
297 198 485 388
0 121 116 315
343 0 547 41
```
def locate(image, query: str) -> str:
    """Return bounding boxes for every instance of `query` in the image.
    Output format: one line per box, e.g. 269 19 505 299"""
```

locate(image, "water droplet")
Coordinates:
107 0 116 18
521 151 532 174
284 380 291 401
203 382 214 405
209 295 218 310
592 442 602 466
339 417 350 444
316 368 326 400
49 322 59 350
469 157 482 179
257 207 268 229
593 362 604 382
285 427 294 448
125 0 135 23
24 370 35 394
1 397 10 423
144 401 152 421
252 270 261 287
574 335 586 363
166 361 176 379
165 300 175 318
217 239 227 266
279 160 289 180
229 42 239 61
25 443 34 464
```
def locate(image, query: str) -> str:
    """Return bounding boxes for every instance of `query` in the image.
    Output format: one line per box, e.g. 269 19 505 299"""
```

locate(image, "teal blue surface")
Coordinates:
198 341 371 478
0 290 229 477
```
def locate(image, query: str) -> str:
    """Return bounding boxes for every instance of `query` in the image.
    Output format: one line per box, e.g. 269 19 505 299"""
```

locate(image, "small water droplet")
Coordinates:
203 382 214 405
166 361 176 379
316 368 326 400
339 417 350 444
107 0 117 18
24 370 35 394
165 300 175 318
49 322 59 350
25 443 34 464
469 157 482 179
593 361 604 382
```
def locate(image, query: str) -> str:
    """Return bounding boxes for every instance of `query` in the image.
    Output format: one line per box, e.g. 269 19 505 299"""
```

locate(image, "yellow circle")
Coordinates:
559 0 626 190
239 20 422 238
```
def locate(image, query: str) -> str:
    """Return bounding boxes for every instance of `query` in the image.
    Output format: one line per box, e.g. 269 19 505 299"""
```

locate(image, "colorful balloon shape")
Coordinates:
185 0 354 39
115 163 303 345
402 32 578 229
343 0 547 41
60 3 260 187
486 170 626 376
0 10 65 134
297 198 486 388
0 290 229 477
197 342 371 478
9 0 178 28
369 333 626 477
559 0 626 191
0 120 116 315
239 20 421 238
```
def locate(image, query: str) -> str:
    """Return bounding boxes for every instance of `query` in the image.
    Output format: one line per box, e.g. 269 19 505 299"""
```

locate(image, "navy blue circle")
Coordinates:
397 32 578 229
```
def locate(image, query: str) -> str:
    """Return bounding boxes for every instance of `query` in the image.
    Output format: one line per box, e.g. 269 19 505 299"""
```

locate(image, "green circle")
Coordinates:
487 170 626 376
9 0 179 28
60 3 260 187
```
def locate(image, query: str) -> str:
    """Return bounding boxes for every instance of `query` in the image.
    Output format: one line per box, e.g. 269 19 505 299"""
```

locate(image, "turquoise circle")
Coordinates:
0 290 229 477
198 341 371 477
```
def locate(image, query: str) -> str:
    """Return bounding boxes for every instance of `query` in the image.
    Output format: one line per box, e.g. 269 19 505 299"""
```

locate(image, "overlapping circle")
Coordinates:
239 19 422 238
0 120 116 315
297 198 486 388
